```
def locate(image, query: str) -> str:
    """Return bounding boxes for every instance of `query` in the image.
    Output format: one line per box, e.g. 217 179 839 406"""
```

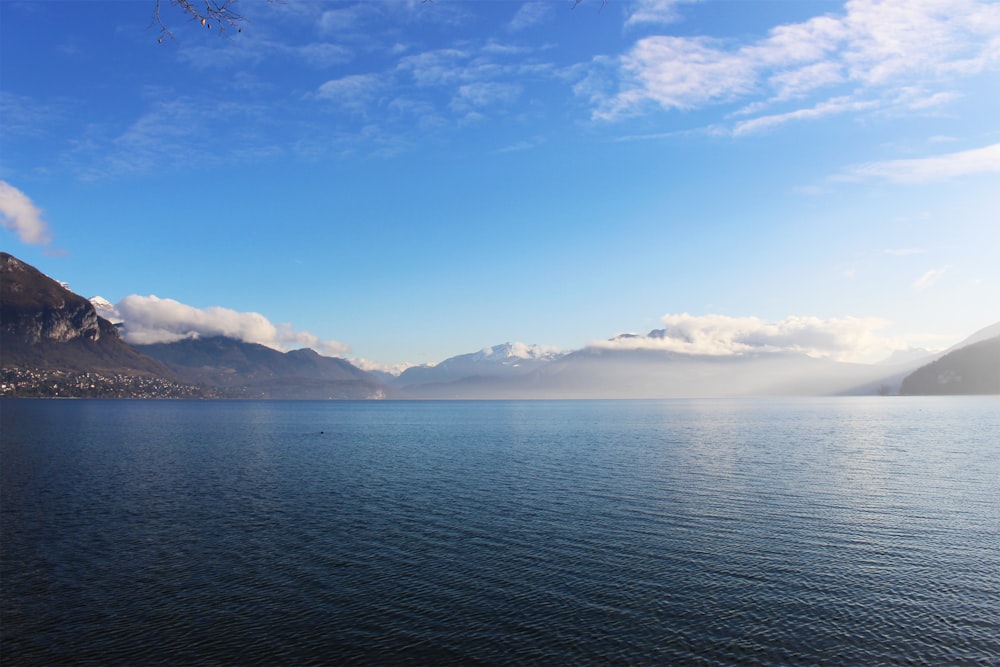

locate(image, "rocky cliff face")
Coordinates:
1 253 103 344
1 252 171 377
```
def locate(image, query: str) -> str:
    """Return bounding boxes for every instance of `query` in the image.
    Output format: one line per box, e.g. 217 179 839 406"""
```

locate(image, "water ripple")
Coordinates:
2 398 999 665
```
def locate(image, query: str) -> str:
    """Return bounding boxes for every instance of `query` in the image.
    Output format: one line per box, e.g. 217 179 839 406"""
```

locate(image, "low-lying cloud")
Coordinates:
595 313 903 362
97 295 350 357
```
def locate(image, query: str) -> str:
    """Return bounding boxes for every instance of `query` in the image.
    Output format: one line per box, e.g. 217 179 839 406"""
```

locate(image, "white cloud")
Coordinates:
0 181 52 246
293 42 355 68
732 95 879 136
596 0 1000 128
179 39 353 70
450 82 522 111
599 36 756 118
839 142 1000 183
316 74 385 112
496 136 546 153
767 61 846 101
593 313 902 362
508 3 553 32
350 357 418 376
914 267 947 289
66 94 278 179
108 295 350 356
397 48 471 87
625 0 699 27
319 4 381 33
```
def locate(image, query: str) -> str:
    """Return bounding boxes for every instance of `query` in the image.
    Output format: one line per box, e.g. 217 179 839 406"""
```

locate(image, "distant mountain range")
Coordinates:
394 342 562 388
134 336 386 399
390 345 917 399
2 252 997 398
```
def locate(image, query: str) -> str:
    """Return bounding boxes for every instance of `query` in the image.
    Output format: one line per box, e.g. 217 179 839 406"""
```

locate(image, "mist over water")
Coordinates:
2 398 998 665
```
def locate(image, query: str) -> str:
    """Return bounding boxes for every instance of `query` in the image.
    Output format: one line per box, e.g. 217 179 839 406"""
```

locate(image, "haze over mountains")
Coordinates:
2 253 997 398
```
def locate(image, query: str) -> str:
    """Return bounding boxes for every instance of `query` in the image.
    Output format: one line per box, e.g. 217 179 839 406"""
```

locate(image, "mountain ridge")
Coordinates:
135 336 388 399
899 335 1000 395
3 252 996 398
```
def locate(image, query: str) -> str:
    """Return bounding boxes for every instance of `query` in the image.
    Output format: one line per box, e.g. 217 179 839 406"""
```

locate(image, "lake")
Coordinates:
2 397 998 665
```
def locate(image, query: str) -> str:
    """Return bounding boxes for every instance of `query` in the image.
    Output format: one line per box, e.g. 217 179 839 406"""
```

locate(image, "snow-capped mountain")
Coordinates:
467 342 562 364
394 342 563 387
89 296 122 324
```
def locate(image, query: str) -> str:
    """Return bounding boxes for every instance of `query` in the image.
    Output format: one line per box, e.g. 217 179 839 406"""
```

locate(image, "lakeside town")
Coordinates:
1 368 217 399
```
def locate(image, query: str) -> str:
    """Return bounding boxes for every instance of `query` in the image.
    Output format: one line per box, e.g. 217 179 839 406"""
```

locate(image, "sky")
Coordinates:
2 0 999 370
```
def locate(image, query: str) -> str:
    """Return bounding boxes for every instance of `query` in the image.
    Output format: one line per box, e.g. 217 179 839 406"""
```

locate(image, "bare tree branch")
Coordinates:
152 0 248 42
573 0 609 10
152 0 602 43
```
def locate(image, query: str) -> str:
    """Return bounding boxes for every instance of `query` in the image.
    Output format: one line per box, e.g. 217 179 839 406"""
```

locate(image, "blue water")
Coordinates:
2 398 999 665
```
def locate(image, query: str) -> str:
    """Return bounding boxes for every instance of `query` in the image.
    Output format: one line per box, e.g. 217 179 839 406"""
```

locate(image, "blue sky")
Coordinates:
2 0 998 369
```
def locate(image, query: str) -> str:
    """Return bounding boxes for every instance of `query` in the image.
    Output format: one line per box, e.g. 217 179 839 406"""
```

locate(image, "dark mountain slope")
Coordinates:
135 336 388 399
899 336 1000 395
1 252 172 377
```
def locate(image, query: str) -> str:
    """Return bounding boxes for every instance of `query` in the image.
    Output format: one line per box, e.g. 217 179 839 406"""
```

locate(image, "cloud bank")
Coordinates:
0 181 52 247
96 295 350 357
595 313 903 362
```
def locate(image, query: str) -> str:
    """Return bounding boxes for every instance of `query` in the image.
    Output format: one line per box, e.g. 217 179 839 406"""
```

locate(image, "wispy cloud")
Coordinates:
838 142 1000 183
884 247 926 256
601 36 756 117
508 3 553 32
594 0 1000 131
593 313 902 362
496 136 546 153
0 92 69 140
179 39 353 70
316 74 387 112
64 93 283 179
318 4 382 34
732 96 879 136
450 82 522 112
914 267 947 289
307 41 556 136
625 0 700 27
0 181 53 247
100 295 350 357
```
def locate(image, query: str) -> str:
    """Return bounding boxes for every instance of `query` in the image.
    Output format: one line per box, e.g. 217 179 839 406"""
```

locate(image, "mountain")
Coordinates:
6 251 994 400
899 335 1000 395
0 253 385 399
399 343 919 399
1 252 172 378
394 342 562 388
135 336 389 399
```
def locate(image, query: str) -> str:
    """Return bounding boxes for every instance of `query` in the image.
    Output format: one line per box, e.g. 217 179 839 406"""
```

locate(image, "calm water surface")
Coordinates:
2 398 998 665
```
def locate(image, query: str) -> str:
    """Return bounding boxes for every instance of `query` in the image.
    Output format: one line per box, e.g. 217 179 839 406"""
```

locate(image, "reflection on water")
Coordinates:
2 397 998 665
